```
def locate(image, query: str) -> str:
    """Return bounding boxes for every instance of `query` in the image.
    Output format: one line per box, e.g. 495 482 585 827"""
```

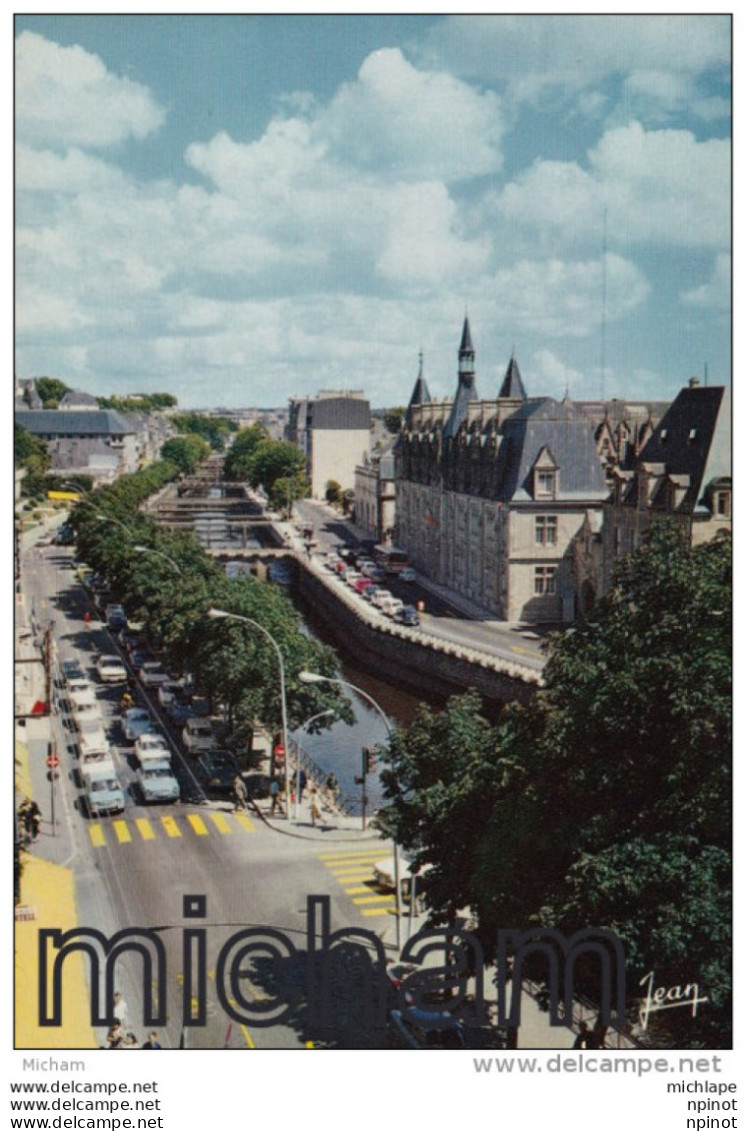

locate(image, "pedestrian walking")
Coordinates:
310 787 325 827
297 767 307 803
269 777 285 817
112 990 129 1029
142 1032 162 1049
83 611 91 631
573 1021 591 1049
20 799 41 843
325 772 339 807
233 774 248 813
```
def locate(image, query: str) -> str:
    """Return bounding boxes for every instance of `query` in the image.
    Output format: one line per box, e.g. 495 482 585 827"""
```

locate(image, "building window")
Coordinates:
715 490 731 518
534 566 557 596
535 471 557 497
535 515 558 545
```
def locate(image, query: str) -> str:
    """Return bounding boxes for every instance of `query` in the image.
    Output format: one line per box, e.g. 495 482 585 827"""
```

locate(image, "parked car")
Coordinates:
82 765 125 818
71 699 104 727
62 657 86 684
182 717 215 755
75 714 110 758
372 589 394 609
399 567 417 582
394 605 420 627
136 760 180 804
344 571 364 588
105 604 128 630
122 707 156 743
353 577 374 594
67 678 98 711
96 654 128 683
197 751 238 793
363 585 383 604
138 661 169 688
54 524 76 546
134 732 172 765
157 680 187 711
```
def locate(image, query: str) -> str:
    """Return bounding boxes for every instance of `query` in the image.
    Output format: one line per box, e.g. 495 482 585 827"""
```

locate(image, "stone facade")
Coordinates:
287 391 371 499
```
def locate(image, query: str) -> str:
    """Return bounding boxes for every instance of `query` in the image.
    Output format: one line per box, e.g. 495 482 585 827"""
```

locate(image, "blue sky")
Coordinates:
14 14 731 408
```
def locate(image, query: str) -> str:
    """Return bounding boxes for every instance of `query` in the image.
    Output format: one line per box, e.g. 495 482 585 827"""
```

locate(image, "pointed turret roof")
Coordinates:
459 316 474 355
498 353 527 400
406 351 432 426
444 320 479 439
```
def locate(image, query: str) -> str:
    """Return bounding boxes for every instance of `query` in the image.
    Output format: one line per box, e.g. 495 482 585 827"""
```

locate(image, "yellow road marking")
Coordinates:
361 907 394 917
88 824 105 847
187 814 209 836
233 813 256 833
210 812 232 834
318 850 386 861
327 866 375 877
352 894 395 905
112 820 131 843
161 815 181 838
135 818 155 840
342 885 376 895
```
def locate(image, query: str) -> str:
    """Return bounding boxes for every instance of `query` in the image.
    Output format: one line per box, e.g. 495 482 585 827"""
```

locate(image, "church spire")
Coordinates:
406 349 432 426
444 318 479 439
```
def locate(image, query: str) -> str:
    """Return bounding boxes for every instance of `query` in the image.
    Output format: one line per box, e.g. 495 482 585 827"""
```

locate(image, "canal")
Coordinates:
267 562 448 816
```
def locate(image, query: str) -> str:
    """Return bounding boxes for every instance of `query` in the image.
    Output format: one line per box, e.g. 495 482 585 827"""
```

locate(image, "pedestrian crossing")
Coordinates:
87 809 256 848
317 848 396 918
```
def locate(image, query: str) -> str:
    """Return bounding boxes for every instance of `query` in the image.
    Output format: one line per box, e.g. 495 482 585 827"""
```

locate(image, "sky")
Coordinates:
14 14 732 409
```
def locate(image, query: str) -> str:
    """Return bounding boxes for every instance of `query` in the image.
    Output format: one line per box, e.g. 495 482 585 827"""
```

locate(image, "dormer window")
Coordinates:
688 428 697 442
714 489 731 518
660 429 668 443
536 470 557 498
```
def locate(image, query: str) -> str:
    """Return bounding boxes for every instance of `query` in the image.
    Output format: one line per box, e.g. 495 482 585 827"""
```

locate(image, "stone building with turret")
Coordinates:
395 319 669 624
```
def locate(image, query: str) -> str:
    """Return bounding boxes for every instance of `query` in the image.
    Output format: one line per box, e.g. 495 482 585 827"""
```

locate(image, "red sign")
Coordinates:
274 744 285 758
31 700 47 716
46 753 60 769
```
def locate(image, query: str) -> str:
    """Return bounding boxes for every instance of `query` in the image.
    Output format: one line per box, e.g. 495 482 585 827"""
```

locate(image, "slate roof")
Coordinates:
623 385 730 514
496 398 608 503
498 354 527 400
14 410 135 436
305 396 370 431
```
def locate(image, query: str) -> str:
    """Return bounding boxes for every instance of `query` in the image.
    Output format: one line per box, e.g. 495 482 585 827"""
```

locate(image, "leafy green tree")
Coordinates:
383 407 406 434
171 412 236 451
269 473 309 515
15 426 52 497
380 523 732 1045
34 377 70 407
250 441 306 493
98 393 178 413
223 423 270 480
160 434 211 475
325 480 343 506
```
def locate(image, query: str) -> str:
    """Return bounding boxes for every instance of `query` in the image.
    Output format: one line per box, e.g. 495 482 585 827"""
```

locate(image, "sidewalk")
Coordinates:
14 743 98 1049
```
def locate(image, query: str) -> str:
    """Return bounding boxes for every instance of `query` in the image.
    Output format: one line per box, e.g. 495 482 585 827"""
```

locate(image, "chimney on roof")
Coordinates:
688 376 701 388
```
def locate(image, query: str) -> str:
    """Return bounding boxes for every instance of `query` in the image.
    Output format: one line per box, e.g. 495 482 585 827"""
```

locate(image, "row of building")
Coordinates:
299 319 729 625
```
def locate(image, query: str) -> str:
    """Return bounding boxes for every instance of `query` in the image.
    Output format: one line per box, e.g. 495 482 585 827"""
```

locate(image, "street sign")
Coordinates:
274 744 285 757
46 753 60 769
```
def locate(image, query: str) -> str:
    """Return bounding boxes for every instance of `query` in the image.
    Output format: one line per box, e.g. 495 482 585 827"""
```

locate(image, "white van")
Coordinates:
82 765 125 818
76 713 110 758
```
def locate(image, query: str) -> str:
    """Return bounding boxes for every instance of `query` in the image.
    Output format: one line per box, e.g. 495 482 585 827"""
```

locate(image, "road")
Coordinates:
292 498 547 672
20 536 401 1049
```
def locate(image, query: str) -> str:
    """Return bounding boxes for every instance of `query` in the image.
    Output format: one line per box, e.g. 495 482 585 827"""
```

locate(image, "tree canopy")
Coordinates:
98 392 178 413
34 377 70 407
379 523 731 1046
160 434 211 475
171 412 236 451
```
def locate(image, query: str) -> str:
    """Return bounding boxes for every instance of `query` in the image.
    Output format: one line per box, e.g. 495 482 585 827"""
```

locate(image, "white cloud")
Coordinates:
489 122 730 254
16 31 165 149
530 349 584 398
489 254 649 338
680 253 731 310
321 47 504 181
422 15 730 103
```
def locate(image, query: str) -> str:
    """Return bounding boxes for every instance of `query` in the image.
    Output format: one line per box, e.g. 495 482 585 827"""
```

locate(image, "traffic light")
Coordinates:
362 747 378 775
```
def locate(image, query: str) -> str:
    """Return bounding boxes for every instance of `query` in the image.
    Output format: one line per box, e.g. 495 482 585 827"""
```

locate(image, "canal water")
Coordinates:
268 562 445 816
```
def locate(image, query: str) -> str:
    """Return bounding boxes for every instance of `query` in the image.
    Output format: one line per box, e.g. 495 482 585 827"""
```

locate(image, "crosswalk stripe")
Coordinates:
327 866 375 877
318 850 386 861
113 820 131 843
233 813 256 833
88 824 105 847
135 818 155 840
361 907 394 917
187 814 209 836
341 886 376 895
210 812 232 834
352 894 395 905
161 815 181 838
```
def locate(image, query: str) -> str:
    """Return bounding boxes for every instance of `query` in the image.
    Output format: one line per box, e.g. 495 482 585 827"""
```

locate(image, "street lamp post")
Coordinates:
133 545 183 575
207 608 290 814
298 670 403 949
